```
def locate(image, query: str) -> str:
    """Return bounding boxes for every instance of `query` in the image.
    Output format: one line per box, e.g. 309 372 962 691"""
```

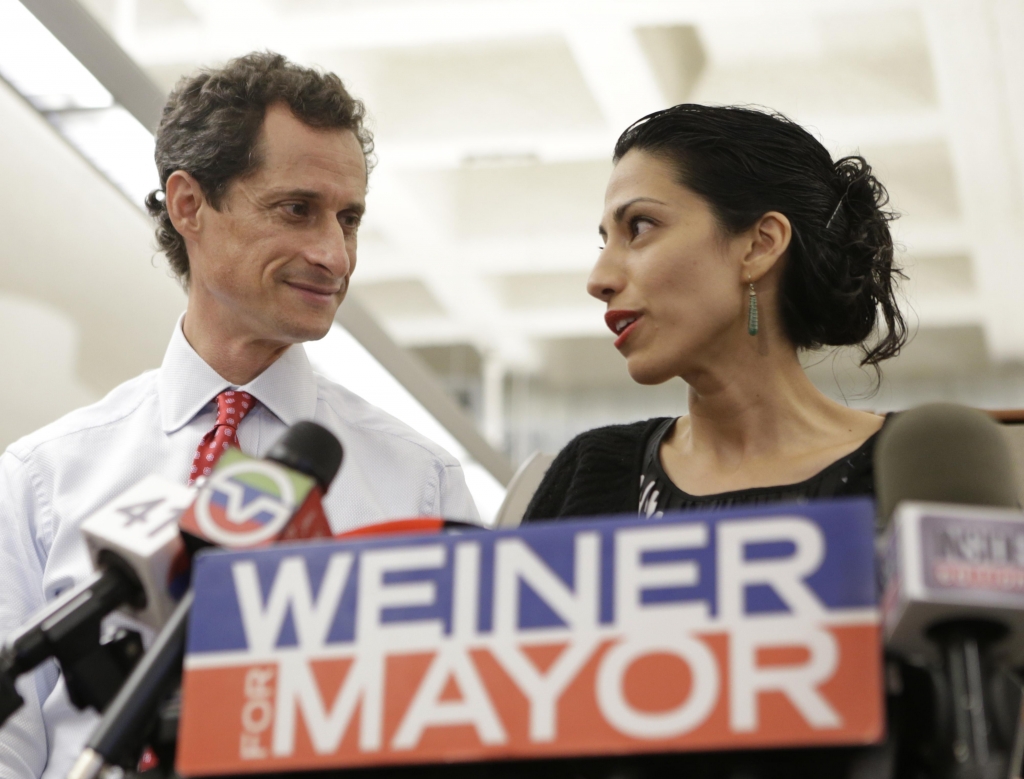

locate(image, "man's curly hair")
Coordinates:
145 51 374 286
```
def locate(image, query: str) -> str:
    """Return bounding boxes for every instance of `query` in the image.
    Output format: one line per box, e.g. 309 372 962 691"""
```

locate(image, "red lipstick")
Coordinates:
605 310 642 349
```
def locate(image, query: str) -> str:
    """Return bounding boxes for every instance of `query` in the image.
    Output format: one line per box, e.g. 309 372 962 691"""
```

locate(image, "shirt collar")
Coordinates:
158 313 319 433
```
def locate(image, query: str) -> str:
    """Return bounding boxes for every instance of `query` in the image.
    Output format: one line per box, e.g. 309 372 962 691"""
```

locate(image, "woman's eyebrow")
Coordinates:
599 197 668 236
613 197 667 222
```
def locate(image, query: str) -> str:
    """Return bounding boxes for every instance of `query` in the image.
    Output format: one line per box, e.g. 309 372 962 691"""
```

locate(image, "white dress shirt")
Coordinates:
0 315 478 779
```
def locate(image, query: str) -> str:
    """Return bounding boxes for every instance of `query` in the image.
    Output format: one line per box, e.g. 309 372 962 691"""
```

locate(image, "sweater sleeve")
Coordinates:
521 434 584 523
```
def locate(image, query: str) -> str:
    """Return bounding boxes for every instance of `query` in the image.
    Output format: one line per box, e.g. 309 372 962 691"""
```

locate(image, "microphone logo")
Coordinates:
194 461 297 547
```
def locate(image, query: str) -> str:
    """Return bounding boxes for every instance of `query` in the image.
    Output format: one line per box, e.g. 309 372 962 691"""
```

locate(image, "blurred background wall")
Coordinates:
1 0 1023 521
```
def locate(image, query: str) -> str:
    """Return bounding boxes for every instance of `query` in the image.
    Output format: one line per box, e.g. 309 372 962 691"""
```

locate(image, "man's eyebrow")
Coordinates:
268 187 322 201
267 188 366 214
598 196 667 236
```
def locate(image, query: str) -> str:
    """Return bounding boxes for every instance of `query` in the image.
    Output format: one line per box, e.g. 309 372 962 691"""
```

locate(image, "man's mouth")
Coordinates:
285 280 343 299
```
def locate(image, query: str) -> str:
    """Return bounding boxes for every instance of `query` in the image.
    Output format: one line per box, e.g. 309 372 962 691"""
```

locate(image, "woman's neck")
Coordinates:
667 338 882 491
688 351 824 449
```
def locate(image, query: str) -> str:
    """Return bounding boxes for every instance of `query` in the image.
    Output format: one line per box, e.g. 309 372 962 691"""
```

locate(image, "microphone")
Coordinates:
67 421 344 779
875 403 1019 521
178 419 341 551
0 477 196 724
876 403 1024 778
0 421 343 729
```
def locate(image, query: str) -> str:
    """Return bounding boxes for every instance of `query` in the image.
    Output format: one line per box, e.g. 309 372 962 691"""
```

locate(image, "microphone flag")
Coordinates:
177 499 883 775
80 474 196 629
882 500 1024 665
178 448 332 549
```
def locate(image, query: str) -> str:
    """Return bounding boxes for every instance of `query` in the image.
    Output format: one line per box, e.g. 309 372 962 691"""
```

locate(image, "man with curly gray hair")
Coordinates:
0 52 478 779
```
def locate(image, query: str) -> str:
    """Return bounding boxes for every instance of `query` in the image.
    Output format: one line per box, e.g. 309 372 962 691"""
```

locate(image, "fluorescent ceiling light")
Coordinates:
48 106 159 207
0 0 157 207
307 325 507 525
0 0 111 110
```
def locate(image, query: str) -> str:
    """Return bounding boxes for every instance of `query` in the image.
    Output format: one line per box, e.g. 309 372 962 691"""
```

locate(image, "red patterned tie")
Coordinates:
188 390 256 485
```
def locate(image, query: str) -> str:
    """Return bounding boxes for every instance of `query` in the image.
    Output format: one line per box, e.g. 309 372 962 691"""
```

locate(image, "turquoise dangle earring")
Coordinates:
747 281 759 336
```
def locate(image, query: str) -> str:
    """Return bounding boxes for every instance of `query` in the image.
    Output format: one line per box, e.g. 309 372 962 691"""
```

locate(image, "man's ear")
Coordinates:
165 170 206 242
741 211 792 283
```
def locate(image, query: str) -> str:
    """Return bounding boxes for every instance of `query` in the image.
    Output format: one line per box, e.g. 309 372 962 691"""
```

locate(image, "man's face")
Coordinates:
186 103 367 346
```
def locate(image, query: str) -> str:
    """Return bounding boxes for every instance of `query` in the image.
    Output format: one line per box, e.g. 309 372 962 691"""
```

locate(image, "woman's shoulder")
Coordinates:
551 417 673 477
523 417 672 523
562 417 671 453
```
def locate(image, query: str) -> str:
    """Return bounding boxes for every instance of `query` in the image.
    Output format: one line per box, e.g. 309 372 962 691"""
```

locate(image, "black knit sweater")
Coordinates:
523 419 667 522
523 416 881 523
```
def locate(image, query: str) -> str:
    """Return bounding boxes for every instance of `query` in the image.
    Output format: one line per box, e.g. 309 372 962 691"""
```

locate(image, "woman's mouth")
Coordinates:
605 310 642 349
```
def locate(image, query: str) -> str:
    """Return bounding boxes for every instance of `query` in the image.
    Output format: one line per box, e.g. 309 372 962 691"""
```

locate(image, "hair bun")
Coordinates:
821 156 904 365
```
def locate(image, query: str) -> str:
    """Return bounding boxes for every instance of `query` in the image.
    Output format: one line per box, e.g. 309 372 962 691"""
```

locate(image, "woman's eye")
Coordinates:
630 216 654 238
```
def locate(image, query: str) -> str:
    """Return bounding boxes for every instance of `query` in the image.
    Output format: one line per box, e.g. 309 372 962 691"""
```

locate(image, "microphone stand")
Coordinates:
68 591 194 779
927 619 1024 779
0 567 145 725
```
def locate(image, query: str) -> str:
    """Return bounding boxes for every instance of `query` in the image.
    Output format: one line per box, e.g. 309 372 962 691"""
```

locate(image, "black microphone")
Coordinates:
66 421 344 779
876 403 1024 779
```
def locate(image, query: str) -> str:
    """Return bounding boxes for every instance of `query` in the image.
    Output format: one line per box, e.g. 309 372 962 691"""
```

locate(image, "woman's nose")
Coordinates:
587 248 623 302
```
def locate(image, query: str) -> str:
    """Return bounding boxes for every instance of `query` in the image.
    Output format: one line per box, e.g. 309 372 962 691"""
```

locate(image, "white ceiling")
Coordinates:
60 0 1024 385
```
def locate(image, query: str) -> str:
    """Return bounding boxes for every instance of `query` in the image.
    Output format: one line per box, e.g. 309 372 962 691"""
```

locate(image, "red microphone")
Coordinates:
178 420 341 552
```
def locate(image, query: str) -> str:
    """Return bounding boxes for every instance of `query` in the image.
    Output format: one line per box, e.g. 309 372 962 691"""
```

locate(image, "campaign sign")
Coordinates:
177 500 883 776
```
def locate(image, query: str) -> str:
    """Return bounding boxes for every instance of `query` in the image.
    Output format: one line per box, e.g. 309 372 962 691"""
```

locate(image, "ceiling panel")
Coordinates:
863 140 961 222
402 158 611 240
540 336 632 390
351 278 447 319
901 253 975 296
492 271 596 311
314 37 605 142
636 24 706 105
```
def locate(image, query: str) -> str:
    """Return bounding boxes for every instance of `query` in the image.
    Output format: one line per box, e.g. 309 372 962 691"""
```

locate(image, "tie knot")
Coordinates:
215 390 255 428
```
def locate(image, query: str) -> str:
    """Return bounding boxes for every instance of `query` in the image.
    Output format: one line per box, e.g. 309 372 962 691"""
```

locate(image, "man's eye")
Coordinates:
339 213 361 230
283 202 309 217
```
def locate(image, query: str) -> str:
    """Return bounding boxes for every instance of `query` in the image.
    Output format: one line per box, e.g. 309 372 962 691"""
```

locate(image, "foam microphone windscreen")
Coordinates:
266 420 343 491
874 402 1020 523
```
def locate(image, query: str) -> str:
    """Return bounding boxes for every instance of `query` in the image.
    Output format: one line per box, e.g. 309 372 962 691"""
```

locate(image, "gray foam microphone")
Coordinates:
875 402 1019 524
876 403 1024 778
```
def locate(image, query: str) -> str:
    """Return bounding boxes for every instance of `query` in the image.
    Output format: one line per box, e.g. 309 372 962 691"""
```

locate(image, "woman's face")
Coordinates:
589 149 753 385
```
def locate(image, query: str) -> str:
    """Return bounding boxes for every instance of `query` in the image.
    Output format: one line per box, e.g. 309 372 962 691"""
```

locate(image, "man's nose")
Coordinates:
307 220 352 277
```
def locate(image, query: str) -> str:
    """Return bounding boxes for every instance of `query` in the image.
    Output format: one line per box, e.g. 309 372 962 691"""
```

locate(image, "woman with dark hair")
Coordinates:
524 104 907 523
